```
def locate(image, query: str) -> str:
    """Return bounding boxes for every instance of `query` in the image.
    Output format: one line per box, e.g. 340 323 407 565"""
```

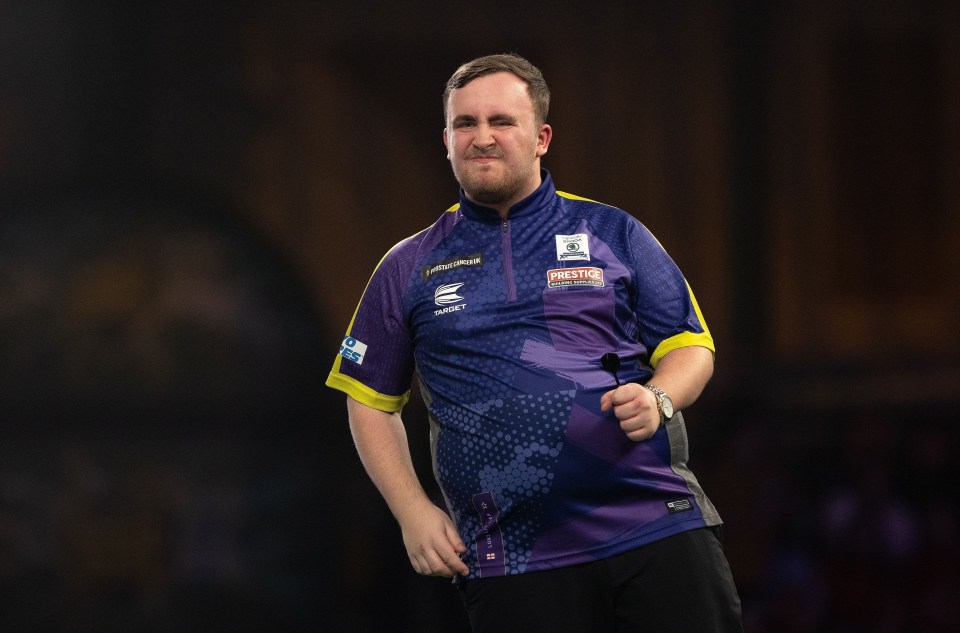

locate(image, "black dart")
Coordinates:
600 353 621 386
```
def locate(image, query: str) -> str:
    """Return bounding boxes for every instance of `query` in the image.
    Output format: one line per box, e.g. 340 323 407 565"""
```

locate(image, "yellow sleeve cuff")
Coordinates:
325 371 410 413
649 331 716 368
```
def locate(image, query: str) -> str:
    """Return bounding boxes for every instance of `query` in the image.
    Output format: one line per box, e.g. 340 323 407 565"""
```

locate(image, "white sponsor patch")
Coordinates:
433 282 467 316
555 233 590 261
338 336 368 365
434 282 465 306
546 267 604 288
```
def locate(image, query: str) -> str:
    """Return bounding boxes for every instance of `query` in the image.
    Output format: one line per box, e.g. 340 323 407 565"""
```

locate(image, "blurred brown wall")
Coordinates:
6 1 957 408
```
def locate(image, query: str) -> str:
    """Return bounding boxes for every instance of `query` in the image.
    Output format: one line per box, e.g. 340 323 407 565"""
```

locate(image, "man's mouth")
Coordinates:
467 151 503 161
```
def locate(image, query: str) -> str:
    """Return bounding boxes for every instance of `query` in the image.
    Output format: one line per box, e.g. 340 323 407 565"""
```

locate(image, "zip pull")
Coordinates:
501 218 508 233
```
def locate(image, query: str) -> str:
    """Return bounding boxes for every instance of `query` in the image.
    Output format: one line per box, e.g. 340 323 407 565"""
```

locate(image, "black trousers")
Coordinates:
459 527 743 633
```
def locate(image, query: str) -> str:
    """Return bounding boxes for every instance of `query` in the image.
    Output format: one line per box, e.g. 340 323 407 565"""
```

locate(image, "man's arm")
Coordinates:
600 345 714 442
346 396 469 577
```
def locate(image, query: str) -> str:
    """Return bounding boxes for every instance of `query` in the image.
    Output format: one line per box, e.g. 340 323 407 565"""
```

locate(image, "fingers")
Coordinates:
444 552 470 577
410 547 468 577
601 384 643 409
445 524 471 575
402 505 472 578
407 528 470 577
600 384 660 441
623 425 656 442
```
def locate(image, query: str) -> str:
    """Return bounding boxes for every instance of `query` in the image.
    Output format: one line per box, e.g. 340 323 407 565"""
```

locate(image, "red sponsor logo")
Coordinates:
546 267 604 287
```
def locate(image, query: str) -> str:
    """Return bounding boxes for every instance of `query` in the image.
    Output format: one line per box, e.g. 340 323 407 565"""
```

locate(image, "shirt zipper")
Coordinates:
501 219 517 301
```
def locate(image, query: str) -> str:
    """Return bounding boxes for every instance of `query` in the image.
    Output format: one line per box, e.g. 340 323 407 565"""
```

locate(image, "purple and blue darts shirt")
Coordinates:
327 171 721 579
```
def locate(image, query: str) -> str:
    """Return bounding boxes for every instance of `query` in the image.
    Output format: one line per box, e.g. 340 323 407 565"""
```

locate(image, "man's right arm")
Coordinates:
346 396 469 577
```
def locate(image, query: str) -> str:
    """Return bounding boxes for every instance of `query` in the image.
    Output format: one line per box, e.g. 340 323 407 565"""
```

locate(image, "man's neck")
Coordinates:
475 175 543 221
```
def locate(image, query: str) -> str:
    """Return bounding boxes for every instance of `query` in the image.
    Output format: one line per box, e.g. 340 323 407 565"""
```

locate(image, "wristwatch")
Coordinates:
644 384 674 423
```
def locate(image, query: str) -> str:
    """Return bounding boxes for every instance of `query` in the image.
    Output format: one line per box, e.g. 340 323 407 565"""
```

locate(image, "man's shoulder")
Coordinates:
555 191 638 228
377 206 463 275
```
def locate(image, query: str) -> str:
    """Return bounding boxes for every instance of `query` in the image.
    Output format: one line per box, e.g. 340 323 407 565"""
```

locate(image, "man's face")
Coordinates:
444 72 551 213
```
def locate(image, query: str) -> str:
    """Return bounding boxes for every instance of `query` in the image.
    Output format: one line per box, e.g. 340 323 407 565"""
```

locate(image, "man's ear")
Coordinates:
536 124 553 158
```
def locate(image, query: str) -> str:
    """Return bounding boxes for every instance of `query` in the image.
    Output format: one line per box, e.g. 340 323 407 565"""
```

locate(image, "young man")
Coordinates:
327 53 743 632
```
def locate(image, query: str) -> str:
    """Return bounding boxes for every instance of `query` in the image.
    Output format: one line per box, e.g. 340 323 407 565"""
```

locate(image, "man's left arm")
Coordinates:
600 345 714 442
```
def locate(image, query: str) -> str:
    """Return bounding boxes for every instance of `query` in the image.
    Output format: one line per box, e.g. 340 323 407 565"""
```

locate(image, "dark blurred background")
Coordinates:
1 1 958 631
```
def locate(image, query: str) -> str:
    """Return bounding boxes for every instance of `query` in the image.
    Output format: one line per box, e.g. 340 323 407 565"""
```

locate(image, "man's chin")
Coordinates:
471 192 507 207
466 182 511 205
462 179 508 206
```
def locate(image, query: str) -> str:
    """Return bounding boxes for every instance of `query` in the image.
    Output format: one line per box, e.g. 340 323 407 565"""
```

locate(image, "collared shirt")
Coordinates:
327 171 720 578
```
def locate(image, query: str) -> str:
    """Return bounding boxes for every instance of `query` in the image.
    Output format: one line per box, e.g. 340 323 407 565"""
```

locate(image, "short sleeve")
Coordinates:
325 242 417 412
625 221 714 366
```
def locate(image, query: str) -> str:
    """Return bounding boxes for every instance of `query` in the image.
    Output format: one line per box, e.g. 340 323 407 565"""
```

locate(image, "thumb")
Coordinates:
600 388 617 411
444 524 470 574
445 521 466 552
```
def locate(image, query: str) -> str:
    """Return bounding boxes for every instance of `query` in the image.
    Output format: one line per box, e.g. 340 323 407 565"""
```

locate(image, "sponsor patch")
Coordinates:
338 335 367 365
421 252 484 280
546 267 604 288
555 234 590 261
434 282 465 305
665 498 693 514
434 282 467 316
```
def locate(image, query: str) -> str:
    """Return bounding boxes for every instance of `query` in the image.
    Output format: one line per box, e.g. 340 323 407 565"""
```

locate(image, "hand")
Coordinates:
600 382 661 442
399 501 470 578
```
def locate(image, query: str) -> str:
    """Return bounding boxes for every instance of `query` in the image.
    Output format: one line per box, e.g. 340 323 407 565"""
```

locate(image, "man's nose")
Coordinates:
472 123 496 147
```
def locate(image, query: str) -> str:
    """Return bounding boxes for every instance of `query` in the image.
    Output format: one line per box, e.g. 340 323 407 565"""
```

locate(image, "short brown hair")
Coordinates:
443 53 550 127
